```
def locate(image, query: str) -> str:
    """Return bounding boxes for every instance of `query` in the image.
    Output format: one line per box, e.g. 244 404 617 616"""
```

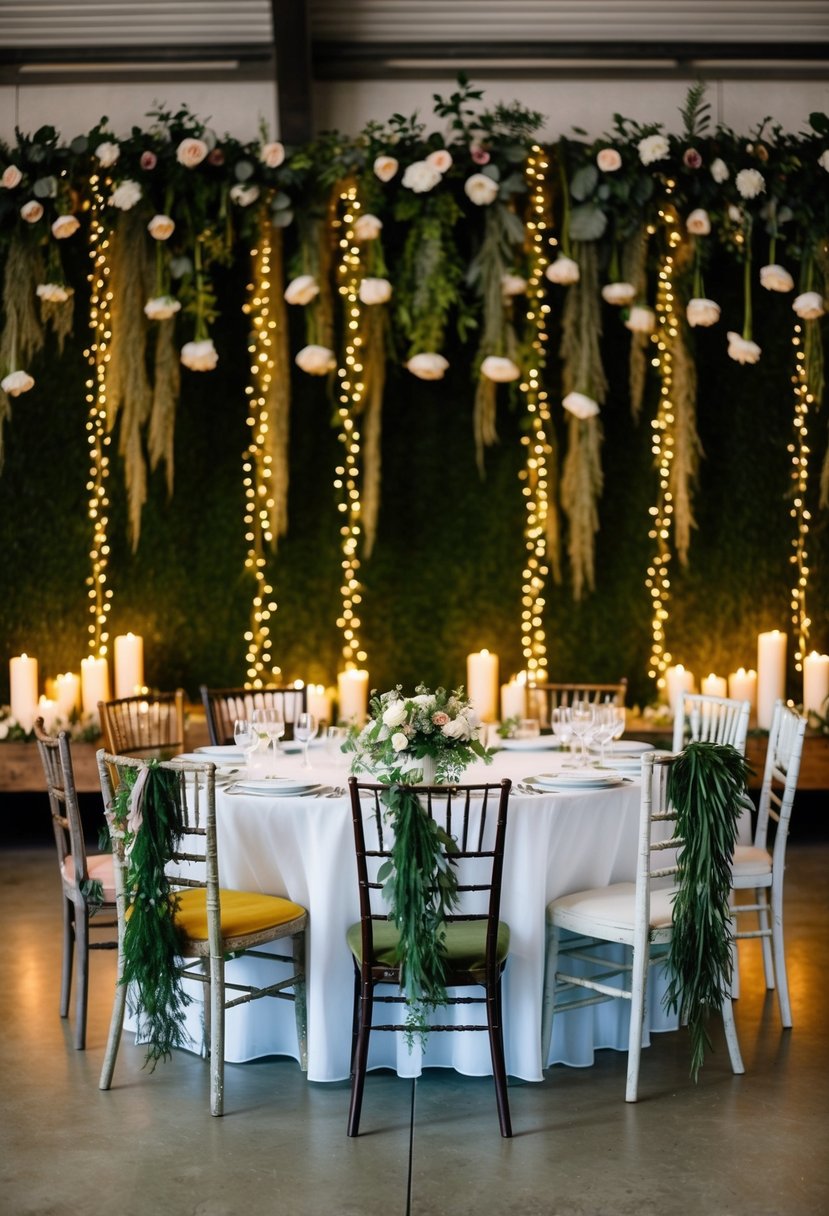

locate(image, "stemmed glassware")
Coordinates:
591 703 617 768
252 706 285 751
569 700 596 767
294 712 318 768
551 707 574 762
233 718 254 752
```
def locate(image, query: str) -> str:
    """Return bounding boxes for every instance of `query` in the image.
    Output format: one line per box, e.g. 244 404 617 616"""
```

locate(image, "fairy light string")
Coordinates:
789 321 812 672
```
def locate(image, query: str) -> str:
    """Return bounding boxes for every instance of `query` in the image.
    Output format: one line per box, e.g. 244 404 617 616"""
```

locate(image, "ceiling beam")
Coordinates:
271 0 314 144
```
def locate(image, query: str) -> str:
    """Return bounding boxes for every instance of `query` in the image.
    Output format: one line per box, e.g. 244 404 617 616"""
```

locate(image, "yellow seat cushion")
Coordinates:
175 888 305 942
347 919 509 979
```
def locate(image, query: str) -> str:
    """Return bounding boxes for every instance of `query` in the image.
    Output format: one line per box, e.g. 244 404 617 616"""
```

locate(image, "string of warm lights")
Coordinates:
83 174 113 660
241 214 281 687
333 184 368 673
645 201 681 692
789 322 812 672
518 144 554 682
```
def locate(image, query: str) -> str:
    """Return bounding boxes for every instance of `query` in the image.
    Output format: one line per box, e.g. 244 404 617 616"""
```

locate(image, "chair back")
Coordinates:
34 718 90 886
633 752 681 943
98 690 186 757
672 693 750 755
527 679 627 723
754 699 807 855
200 684 307 745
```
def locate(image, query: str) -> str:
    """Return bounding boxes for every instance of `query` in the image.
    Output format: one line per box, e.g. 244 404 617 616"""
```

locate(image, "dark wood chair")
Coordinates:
199 684 307 745
346 777 513 1137
527 678 627 723
33 718 117 1049
98 689 186 758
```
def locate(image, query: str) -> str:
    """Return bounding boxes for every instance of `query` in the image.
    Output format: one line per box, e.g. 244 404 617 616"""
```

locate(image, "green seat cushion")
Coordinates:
346 918 509 978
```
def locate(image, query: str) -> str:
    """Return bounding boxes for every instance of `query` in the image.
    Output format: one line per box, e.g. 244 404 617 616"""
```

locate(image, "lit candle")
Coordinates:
500 673 527 722
307 683 333 726
9 654 39 733
728 667 757 710
81 655 110 718
665 664 695 716
701 673 727 698
466 649 499 723
55 672 81 722
803 651 829 718
37 695 59 733
337 669 369 725
756 631 787 730
114 633 144 698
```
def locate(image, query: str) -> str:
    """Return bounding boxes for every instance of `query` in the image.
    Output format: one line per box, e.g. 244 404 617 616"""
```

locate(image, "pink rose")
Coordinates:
432 711 450 726
470 144 490 165
20 200 43 223
1 165 22 189
425 148 452 174
176 137 209 168
260 141 286 169
683 148 703 169
596 148 622 172
208 147 225 167
140 151 157 171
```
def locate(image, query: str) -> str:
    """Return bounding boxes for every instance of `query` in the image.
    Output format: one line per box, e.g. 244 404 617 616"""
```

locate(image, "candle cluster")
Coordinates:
8 633 144 733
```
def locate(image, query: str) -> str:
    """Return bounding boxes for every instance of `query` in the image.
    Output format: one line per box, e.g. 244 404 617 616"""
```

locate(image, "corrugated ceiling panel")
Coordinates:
0 1 273 47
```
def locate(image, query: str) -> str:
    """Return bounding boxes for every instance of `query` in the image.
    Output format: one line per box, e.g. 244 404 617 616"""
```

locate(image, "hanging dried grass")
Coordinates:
559 242 607 401
360 302 387 558
264 227 292 543
623 226 651 420
473 376 499 476
670 328 702 565
147 318 180 497
561 414 603 601
0 237 44 467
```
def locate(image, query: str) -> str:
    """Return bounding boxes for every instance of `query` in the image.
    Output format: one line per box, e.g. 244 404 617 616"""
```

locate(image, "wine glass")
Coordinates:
233 718 254 752
551 706 574 760
253 705 285 750
610 704 626 745
591 704 617 768
294 712 318 768
569 700 596 767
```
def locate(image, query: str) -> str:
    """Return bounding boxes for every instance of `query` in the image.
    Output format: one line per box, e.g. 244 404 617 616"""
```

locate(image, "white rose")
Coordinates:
354 213 382 241
406 352 448 381
36 283 71 304
596 147 622 172
686 208 711 236
2 165 23 189
109 179 142 210
819 149 829 173
147 214 175 241
727 331 762 364
382 701 408 728
373 155 399 182
358 277 392 305
402 160 442 193
180 338 219 371
759 264 795 293
727 205 743 224
1 370 35 396
562 391 600 419
144 295 182 321
638 134 670 165
260 141 285 169
391 731 409 752
95 141 120 168
295 344 336 375
735 168 766 200
176 137 209 168
624 305 656 334
464 172 499 206
501 273 527 298
686 297 721 327
792 291 825 320
441 716 471 741
426 148 453 174
230 183 260 207
20 200 43 223
51 214 80 239
710 157 730 183
480 355 520 383
545 255 580 285
284 274 319 305
601 281 636 306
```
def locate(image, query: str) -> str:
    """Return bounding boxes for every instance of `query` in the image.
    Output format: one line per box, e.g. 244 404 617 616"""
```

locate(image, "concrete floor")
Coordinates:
1 838 828 1216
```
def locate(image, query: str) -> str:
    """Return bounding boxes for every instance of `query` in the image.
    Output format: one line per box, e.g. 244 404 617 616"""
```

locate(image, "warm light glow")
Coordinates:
789 323 811 672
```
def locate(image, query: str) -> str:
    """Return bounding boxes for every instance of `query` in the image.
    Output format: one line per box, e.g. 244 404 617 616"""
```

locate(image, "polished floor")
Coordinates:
1 831 828 1216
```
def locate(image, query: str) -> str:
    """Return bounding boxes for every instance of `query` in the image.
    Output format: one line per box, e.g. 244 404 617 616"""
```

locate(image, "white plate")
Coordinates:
609 756 643 772
229 777 322 796
281 738 326 754
526 770 624 790
173 752 219 764
195 745 246 761
499 736 561 751
591 740 654 756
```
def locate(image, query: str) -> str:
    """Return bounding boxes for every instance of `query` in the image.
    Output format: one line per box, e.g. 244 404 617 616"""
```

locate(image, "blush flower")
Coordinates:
147 214 175 240
686 208 711 236
144 295 182 321
140 150 157 171
353 213 382 241
425 148 453 174
683 148 703 169
176 137 209 168
358 277 392 305
819 149 829 173
180 338 219 371
727 332 762 364
1 370 35 396
759 264 794 293
20 200 44 223
464 173 499 206
284 275 320 305
37 283 71 304
562 391 600 419
406 352 449 381
51 214 80 239
792 292 825 320
295 344 337 375
1 165 22 189
480 355 520 383
687 298 721 327
373 155 399 182
501 273 527 298
432 711 449 726
260 141 285 168
602 282 636 306
545 255 580 285
624 305 656 334
596 147 622 172
470 144 490 165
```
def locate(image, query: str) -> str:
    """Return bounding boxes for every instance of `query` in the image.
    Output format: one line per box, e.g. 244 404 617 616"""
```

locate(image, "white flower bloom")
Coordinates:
819 149 829 173
20 200 43 223
710 157 730 183
402 159 442 193
1 370 35 396
727 331 762 364
480 355 520 383
95 141 120 168
2 165 23 189
426 148 453 174
501 273 527 298
358 277 392 305
373 155 399 182
735 168 766 199
596 147 622 172
545 255 580 285
284 274 320 305
176 137 209 168
147 214 175 240
638 134 670 165
382 701 408 728
464 172 499 206
109 179 142 210
354 213 383 241
759 264 795 293
51 214 80 239
36 283 71 304
562 391 600 419
728 204 743 224
260 141 285 169
230 183 260 207
624 305 656 334
792 291 825 320
391 731 409 752
686 208 711 236
601 281 636 306
295 344 336 375
144 295 182 321
686 297 721 327
406 352 449 381
180 338 219 371
442 716 471 741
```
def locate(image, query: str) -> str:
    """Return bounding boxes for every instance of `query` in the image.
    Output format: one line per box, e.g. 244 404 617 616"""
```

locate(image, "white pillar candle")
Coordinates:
728 667 757 710
803 651 829 718
466 650 499 723
114 633 144 698
665 664 694 715
337 669 369 725
55 672 81 722
500 676 527 723
10 654 39 733
757 631 787 730
36 695 59 733
81 656 110 719
307 683 333 726
701 673 727 698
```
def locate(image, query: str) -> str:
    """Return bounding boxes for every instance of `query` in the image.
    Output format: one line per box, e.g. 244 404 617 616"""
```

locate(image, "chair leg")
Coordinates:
60 896 74 1019
99 971 128 1091
74 906 90 1050
540 918 560 1069
347 977 373 1137
210 956 225 1117
349 965 360 1077
486 977 513 1138
757 890 775 990
771 893 792 1028
625 945 649 1103
293 933 308 1071
721 995 745 1074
